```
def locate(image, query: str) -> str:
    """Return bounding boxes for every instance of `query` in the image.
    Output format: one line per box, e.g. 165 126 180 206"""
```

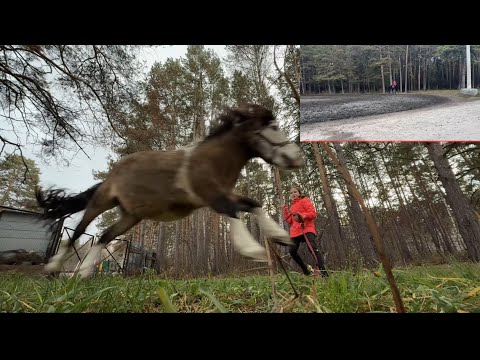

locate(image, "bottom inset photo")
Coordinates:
279 141 479 312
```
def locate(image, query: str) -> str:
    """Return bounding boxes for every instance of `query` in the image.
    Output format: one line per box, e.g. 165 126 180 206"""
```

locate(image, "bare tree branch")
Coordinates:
0 134 30 182
273 45 300 105
0 45 142 166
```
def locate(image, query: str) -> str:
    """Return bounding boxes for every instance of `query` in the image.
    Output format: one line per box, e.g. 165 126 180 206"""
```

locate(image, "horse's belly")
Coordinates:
148 204 197 222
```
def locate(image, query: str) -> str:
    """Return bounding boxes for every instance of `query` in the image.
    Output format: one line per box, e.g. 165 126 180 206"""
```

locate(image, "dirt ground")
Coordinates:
0 264 45 274
300 92 480 141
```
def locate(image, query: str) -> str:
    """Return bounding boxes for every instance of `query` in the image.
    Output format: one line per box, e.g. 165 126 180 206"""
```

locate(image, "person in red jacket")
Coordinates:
282 185 328 277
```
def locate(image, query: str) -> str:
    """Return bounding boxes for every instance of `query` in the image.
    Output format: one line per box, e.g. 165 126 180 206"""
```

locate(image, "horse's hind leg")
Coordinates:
45 205 106 274
78 212 139 279
45 190 117 274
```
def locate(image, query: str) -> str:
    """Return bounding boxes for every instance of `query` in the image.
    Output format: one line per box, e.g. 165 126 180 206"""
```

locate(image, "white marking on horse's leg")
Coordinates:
44 243 73 273
252 208 294 246
230 218 267 262
78 244 104 279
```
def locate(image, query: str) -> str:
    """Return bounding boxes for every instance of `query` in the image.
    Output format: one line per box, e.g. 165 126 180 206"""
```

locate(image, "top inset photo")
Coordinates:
300 45 480 141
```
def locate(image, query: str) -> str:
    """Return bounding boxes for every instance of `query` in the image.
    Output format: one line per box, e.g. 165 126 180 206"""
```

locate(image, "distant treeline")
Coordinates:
301 45 480 94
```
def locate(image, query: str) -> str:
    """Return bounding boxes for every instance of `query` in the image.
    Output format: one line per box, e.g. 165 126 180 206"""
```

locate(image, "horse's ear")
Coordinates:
232 109 250 127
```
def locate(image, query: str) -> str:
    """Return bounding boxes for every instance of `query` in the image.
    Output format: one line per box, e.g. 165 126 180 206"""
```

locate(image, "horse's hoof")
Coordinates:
78 264 94 278
270 233 294 246
45 270 60 279
78 268 93 279
241 247 268 262
44 261 62 273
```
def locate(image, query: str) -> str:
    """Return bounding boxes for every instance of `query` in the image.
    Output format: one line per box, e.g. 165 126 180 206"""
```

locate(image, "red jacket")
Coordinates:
283 197 317 238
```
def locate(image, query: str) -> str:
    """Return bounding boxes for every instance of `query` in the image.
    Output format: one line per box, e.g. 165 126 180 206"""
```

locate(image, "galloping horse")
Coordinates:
387 84 398 94
36 104 304 278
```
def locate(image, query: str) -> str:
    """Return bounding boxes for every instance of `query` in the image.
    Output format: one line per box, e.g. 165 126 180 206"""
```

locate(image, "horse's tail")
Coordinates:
35 182 103 224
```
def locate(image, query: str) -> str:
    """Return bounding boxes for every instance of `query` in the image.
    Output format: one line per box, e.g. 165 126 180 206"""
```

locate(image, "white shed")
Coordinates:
0 206 63 258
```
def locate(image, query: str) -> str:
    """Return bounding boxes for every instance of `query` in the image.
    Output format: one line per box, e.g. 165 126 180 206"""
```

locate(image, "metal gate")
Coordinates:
54 227 129 276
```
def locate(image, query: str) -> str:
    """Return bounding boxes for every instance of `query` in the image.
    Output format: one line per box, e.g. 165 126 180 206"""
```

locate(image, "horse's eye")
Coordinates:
271 125 279 131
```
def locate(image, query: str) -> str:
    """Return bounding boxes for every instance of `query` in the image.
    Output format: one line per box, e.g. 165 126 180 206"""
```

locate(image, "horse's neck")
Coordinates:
196 134 251 182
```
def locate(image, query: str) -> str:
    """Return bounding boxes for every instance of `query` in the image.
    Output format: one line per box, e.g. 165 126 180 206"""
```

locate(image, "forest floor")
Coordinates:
1 261 479 313
300 90 480 141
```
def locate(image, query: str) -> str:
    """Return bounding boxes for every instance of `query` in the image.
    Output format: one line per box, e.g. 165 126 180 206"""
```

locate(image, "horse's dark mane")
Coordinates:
205 104 275 141
204 111 236 140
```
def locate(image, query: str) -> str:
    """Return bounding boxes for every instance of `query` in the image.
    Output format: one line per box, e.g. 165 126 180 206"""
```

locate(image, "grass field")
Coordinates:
1 262 479 313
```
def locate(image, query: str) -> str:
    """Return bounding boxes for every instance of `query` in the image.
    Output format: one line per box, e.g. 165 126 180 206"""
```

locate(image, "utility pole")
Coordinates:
460 45 478 95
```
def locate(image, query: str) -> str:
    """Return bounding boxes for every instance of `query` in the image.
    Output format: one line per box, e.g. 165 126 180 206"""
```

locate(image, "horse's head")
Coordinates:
227 103 304 169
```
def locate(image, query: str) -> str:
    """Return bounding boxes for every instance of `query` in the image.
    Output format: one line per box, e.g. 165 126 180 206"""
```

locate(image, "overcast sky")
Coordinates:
20 45 229 237
33 46 228 191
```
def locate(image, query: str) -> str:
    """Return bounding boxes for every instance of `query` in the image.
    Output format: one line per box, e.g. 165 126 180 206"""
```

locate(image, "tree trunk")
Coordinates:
459 57 464 89
333 143 376 266
399 56 403 92
273 166 286 229
155 222 165 273
139 221 146 248
418 58 422 91
404 45 409 93
448 61 452 89
320 143 405 313
301 63 306 95
246 164 255 234
380 46 385 93
421 152 465 251
409 50 414 92
423 56 427 91
410 161 455 255
173 221 181 275
370 153 412 264
311 143 347 264
388 48 393 86
273 45 300 105
212 212 221 273
426 143 480 261
379 148 424 258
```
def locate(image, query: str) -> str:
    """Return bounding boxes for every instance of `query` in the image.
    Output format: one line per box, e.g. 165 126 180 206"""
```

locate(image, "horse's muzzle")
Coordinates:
288 156 305 169
275 143 305 169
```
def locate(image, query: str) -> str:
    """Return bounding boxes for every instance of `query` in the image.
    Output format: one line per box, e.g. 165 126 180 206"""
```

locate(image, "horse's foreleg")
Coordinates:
229 218 267 261
227 194 292 246
252 208 293 246
211 195 267 261
212 194 293 251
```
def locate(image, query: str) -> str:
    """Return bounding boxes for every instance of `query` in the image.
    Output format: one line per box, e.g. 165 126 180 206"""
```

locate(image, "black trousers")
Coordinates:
289 232 328 277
